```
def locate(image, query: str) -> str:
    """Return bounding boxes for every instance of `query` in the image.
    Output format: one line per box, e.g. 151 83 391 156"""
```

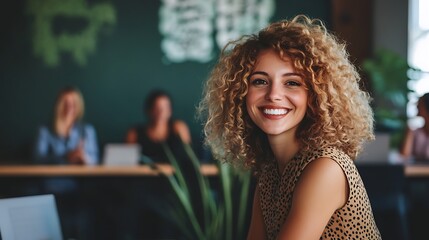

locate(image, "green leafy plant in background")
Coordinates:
160 143 252 240
27 0 116 67
363 48 419 148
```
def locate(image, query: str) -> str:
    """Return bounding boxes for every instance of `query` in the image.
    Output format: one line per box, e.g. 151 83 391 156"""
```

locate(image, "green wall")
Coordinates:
0 0 330 161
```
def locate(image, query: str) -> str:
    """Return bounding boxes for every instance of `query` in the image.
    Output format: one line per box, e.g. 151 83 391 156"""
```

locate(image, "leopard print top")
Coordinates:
258 147 382 240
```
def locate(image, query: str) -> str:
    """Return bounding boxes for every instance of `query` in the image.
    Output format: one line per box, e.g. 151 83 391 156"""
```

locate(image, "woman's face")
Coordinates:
246 49 308 138
150 96 172 122
417 98 429 119
60 92 78 120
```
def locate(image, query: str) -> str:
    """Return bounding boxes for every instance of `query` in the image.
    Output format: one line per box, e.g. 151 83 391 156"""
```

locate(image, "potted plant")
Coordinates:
362 48 419 148
157 143 252 240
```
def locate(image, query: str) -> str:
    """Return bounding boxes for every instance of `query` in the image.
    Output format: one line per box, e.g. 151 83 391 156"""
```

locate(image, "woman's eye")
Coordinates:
285 80 302 87
251 79 267 86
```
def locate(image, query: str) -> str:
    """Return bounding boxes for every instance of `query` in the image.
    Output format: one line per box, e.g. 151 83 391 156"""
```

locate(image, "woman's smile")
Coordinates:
260 106 291 119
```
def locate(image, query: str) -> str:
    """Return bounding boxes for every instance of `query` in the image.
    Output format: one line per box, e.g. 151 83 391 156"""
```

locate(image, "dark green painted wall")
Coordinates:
0 0 330 161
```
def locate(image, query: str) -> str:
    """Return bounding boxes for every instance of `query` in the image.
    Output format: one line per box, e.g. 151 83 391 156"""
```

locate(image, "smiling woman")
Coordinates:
199 15 381 240
34 86 99 167
32 86 99 239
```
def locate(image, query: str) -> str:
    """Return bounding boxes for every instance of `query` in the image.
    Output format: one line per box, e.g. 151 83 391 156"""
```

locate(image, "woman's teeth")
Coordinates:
263 109 288 115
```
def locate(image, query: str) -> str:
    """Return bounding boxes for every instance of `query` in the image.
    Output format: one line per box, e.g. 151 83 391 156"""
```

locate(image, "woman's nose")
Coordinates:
265 83 283 102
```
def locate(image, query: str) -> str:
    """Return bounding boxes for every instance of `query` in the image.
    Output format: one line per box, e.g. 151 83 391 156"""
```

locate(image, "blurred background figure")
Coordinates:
122 89 193 239
33 86 98 239
125 89 191 162
34 86 99 167
400 93 429 162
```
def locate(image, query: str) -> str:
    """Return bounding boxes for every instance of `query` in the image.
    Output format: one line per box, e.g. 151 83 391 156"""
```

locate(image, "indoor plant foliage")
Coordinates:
362 49 418 147
161 143 252 240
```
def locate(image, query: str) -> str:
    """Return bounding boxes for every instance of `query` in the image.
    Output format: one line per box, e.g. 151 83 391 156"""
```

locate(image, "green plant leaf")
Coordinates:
162 144 205 239
183 143 217 235
237 170 251 240
160 142 252 239
219 163 233 240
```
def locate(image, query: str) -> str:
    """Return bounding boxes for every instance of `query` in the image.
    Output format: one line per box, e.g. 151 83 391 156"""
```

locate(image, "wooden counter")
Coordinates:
404 164 429 177
2 163 427 178
0 164 219 177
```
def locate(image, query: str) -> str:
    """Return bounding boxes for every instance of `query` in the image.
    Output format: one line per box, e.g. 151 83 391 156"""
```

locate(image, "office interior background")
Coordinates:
1 0 428 240
0 0 409 160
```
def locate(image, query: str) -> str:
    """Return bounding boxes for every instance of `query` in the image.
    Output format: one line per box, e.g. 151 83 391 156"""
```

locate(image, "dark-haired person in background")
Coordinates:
400 93 429 161
123 90 193 239
125 89 191 162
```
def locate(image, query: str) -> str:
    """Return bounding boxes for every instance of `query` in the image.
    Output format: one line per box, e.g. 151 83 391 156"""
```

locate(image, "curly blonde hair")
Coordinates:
199 15 374 169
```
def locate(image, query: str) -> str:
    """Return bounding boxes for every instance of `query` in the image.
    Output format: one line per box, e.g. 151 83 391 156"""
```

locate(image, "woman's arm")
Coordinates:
277 157 348 240
33 127 67 164
399 127 414 158
125 128 138 143
247 185 267 240
82 124 99 165
173 120 191 144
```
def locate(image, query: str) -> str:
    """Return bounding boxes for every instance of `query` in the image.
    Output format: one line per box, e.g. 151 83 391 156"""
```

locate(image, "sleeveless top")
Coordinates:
135 122 183 163
412 127 429 161
258 147 381 240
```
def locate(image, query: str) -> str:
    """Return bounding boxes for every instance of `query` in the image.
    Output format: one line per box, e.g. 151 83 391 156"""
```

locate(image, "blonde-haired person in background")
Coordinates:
34 86 98 167
33 86 99 239
199 15 381 239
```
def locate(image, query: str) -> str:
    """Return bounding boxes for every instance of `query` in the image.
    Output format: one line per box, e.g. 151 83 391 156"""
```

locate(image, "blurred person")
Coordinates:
33 86 98 239
125 89 191 162
199 15 381 239
400 92 429 161
34 86 98 167
121 90 193 239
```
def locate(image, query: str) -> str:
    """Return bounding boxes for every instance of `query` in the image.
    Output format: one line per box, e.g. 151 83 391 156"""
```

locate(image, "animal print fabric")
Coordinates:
258 147 382 239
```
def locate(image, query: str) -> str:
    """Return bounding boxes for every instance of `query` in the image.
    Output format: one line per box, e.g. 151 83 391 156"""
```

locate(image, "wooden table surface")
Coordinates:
404 164 429 177
0 164 219 177
1 164 428 177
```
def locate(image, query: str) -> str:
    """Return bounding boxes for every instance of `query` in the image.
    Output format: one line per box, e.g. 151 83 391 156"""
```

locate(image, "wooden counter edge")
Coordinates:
404 165 429 177
0 164 220 177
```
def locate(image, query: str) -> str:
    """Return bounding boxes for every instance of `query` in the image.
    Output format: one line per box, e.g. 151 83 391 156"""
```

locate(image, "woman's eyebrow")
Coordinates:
248 71 302 78
248 71 268 78
282 73 302 77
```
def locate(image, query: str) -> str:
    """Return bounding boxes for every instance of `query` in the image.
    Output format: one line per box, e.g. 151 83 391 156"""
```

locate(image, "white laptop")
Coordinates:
102 143 141 166
0 194 62 240
355 133 391 164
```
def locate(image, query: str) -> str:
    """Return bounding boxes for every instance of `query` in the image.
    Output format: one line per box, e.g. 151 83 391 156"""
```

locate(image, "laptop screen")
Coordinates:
356 133 391 164
0 194 62 240
102 143 141 166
